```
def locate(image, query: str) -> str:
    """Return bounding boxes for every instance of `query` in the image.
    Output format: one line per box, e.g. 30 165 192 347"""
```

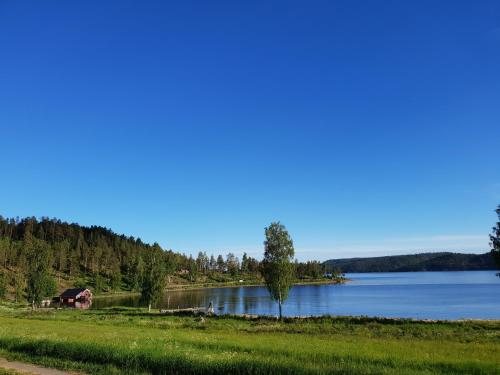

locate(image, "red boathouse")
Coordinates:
60 288 92 305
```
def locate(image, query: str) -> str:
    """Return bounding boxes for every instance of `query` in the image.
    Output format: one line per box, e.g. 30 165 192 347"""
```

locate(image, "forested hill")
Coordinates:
0 216 189 294
324 252 496 273
0 216 329 297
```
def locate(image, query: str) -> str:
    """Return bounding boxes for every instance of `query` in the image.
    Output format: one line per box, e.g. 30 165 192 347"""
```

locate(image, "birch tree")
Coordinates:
261 222 295 319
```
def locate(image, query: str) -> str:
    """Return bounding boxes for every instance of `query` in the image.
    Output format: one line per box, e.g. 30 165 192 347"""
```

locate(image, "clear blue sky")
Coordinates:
1 1 499 260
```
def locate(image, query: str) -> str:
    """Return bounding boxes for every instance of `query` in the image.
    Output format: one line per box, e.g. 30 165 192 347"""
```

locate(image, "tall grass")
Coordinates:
0 309 498 374
0 369 19 375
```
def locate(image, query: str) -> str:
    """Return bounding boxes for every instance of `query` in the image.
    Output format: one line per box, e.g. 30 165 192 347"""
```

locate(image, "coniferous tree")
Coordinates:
68 247 80 276
209 255 216 272
216 254 225 273
93 272 104 294
13 273 24 303
110 261 122 291
73 278 87 289
196 251 205 273
127 255 144 291
241 252 249 273
0 238 8 267
0 271 6 300
163 251 176 284
188 255 198 282
246 256 260 274
54 241 67 272
226 253 239 278
45 275 58 297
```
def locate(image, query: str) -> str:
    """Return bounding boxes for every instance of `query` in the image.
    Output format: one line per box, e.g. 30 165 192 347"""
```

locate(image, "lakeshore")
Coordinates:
0 305 498 375
91 276 347 299
91 271 500 320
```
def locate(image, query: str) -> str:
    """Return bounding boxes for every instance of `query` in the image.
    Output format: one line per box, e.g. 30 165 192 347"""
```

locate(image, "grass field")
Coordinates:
0 306 499 375
0 369 19 375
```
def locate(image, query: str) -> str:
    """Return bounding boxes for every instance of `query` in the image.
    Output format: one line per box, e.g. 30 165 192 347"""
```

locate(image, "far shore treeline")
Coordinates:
0 216 334 305
325 252 496 273
326 206 500 274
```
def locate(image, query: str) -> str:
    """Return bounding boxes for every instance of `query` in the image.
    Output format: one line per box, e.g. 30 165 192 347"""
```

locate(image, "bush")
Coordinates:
0 272 6 300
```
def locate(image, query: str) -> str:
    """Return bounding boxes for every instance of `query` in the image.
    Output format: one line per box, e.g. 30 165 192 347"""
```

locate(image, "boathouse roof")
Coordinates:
60 288 89 298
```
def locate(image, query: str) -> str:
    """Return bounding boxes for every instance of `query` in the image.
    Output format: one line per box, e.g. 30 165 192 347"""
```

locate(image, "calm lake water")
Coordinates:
93 271 500 320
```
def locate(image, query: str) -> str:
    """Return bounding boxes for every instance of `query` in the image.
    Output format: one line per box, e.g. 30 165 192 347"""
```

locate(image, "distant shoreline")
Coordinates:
325 251 496 273
92 277 348 299
342 269 499 274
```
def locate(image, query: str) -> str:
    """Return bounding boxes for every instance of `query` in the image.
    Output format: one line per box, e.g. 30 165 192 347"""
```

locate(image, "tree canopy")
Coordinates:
490 205 500 273
140 244 166 312
26 240 55 308
261 222 295 319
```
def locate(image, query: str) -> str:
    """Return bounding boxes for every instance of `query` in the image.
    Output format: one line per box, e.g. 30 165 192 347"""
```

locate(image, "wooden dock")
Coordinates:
159 307 206 315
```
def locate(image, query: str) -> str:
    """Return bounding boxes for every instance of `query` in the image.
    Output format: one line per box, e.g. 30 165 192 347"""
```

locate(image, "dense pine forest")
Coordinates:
0 216 330 300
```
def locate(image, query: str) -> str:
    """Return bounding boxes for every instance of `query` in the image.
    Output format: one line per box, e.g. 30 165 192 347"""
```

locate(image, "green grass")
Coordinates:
0 307 499 374
0 369 21 375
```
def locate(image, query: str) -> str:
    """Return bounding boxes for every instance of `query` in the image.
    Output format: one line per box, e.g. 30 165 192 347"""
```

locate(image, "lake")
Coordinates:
93 271 500 320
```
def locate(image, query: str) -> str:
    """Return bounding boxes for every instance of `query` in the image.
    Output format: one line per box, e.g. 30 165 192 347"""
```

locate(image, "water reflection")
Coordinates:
92 271 500 319
64 300 92 309
41 298 93 309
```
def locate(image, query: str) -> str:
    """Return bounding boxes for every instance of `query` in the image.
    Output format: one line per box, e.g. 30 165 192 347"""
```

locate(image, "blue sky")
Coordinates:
1 1 499 260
